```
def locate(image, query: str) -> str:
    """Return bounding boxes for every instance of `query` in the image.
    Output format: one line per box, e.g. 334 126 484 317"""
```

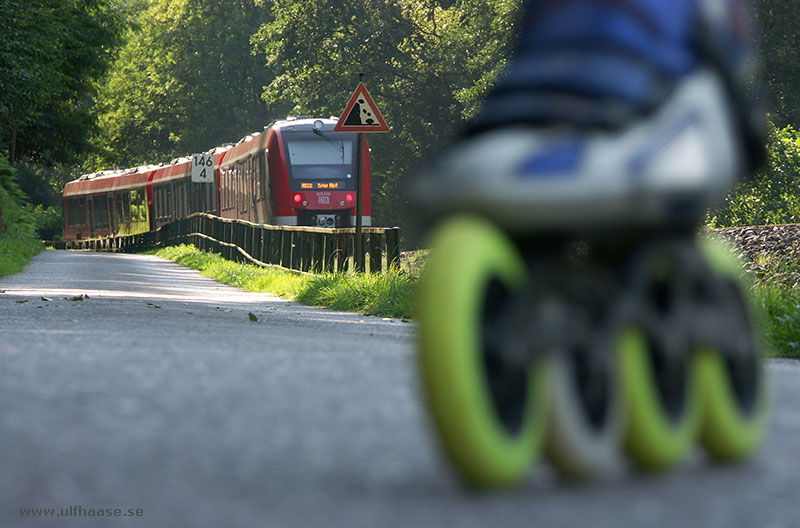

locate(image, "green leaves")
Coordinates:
0 0 126 164
92 0 274 169
709 123 800 227
253 0 523 230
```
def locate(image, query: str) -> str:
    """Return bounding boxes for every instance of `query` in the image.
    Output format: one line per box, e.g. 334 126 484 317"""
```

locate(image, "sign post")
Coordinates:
334 75 389 271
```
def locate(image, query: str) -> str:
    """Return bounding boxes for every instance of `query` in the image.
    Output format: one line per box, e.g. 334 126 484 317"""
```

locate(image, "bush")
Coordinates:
0 156 43 276
708 123 800 227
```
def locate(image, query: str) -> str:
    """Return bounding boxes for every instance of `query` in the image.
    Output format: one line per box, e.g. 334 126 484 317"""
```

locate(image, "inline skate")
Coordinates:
413 0 769 487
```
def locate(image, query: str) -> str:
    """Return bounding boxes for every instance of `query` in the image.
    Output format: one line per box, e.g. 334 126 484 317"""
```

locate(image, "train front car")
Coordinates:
269 117 371 228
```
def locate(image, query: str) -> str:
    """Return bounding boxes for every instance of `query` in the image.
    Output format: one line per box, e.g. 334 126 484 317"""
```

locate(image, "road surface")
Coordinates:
1 250 798 527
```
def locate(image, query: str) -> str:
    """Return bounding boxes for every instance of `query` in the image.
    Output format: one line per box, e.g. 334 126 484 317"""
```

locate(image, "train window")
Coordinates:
259 152 268 201
88 198 94 231
234 164 239 212
69 198 76 227
132 190 144 223
222 168 228 210
252 156 259 202
109 194 116 232
238 161 247 214
180 182 186 217
284 136 355 180
95 195 109 229
114 193 122 227
228 168 233 210
123 192 131 222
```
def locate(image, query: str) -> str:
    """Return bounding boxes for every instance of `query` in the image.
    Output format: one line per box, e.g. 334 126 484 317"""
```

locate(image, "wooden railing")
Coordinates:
64 213 401 274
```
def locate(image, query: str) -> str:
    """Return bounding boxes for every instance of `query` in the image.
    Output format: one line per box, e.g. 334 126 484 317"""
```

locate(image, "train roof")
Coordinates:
64 164 159 197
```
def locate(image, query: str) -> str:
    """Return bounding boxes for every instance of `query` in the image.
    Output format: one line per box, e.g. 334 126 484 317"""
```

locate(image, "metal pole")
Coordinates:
355 131 364 272
354 72 365 272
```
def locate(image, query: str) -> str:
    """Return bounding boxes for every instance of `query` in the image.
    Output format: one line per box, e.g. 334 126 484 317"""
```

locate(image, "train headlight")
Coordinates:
302 200 308 207
340 200 346 206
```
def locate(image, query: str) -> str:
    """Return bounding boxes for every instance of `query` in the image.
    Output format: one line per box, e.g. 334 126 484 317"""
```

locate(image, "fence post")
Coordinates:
369 232 381 273
387 227 400 270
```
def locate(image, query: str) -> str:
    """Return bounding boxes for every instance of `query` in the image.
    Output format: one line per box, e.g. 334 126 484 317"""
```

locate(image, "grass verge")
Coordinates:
754 283 800 359
155 243 800 358
154 244 417 319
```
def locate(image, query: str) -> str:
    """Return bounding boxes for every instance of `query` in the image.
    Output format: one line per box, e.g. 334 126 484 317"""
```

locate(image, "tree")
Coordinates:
0 0 125 164
92 0 275 168
755 0 800 127
708 123 800 227
253 0 523 228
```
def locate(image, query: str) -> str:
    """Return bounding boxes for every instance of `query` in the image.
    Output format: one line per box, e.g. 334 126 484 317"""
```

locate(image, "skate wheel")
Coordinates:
546 337 625 479
696 238 769 461
418 215 549 488
621 243 703 470
620 329 702 470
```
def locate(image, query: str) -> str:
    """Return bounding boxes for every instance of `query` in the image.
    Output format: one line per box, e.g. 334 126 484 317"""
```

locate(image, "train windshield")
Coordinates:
284 132 356 189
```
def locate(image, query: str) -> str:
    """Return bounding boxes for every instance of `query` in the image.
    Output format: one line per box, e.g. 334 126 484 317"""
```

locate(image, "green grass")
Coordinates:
155 244 417 319
154 244 800 358
755 281 800 359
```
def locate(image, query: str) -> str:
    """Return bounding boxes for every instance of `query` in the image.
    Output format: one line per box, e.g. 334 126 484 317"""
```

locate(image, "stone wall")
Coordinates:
712 224 800 287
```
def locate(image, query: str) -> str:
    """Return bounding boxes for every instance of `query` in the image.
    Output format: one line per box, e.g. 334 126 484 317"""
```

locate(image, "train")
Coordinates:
62 117 371 241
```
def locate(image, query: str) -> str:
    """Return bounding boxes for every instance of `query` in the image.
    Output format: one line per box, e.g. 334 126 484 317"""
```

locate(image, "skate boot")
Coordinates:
414 0 769 488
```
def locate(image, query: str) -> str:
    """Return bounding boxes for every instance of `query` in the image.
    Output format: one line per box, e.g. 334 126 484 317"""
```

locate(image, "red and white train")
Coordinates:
63 117 371 241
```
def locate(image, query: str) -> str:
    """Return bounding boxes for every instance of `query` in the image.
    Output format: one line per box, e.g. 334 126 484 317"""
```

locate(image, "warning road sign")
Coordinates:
334 82 389 133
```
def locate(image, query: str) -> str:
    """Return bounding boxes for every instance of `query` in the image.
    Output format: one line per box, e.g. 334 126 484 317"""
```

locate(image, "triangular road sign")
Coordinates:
334 82 389 133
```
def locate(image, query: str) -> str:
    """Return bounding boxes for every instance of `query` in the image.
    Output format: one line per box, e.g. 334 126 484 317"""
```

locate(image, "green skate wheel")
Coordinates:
620 329 702 470
417 215 550 488
546 333 625 479
696 238 769 461
621 244 703 470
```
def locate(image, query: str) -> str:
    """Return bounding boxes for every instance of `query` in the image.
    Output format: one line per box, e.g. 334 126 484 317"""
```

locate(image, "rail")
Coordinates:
62 213 401 274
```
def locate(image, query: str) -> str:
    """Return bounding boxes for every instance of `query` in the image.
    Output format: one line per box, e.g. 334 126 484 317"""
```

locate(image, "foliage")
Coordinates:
253 0 524 230
754 279 800 358
708 123 800 227
0 0 127 164
155 244 417 319
0 157 43 277
754 0 800 128
91 0 275 168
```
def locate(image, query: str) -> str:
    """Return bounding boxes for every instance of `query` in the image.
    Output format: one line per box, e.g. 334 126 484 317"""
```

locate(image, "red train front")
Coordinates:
218 117 371 228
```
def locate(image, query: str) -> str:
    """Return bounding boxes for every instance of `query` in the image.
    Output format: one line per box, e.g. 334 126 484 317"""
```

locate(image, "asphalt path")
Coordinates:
0 250 798 528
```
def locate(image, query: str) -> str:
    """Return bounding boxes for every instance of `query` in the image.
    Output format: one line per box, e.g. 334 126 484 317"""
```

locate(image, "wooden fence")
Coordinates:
63 213 401 274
